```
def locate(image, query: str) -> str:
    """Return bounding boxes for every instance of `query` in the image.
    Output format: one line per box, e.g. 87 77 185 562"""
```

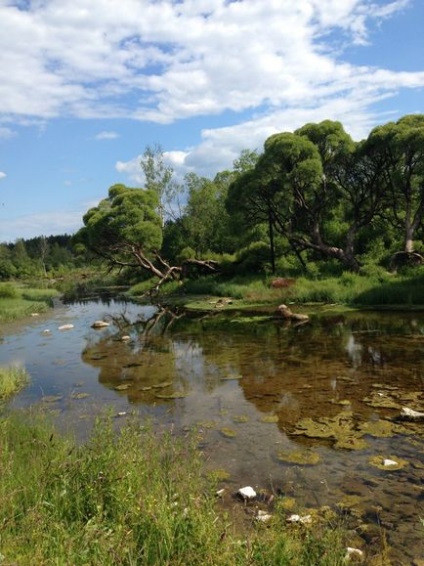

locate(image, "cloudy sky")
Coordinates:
0 0 423 242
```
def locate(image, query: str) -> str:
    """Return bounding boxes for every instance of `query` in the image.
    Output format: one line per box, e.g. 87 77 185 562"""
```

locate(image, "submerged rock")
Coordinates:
91 320 110 329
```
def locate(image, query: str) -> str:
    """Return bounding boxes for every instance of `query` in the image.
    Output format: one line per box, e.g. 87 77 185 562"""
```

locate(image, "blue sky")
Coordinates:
0 0 423 242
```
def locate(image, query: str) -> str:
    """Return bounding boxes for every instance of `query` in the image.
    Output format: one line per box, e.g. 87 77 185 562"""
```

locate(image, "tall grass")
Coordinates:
0 412 350 565
0 365 29 399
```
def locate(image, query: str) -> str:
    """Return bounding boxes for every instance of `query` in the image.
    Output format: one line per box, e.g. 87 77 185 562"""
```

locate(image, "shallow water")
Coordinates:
1 299 424 563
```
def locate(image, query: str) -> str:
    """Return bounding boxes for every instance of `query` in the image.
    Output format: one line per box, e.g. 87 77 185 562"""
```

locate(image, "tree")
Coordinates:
365 114 424 256
77 184 172 281
76 184 218 289
229 122 386 272
140 144 181 225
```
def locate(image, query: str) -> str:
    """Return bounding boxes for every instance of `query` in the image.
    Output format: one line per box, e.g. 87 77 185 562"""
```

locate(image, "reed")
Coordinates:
0 365 29 399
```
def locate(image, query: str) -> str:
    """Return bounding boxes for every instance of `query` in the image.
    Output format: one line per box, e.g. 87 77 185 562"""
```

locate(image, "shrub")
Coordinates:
0 283 19 299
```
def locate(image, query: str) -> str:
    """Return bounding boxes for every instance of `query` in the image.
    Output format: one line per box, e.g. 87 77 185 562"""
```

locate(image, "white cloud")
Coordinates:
0 209 87 242
0 0 420 124
95 131 120 140
0 172 6 180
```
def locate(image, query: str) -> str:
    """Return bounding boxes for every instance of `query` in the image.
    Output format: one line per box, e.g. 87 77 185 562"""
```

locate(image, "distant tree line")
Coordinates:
0 235 80 280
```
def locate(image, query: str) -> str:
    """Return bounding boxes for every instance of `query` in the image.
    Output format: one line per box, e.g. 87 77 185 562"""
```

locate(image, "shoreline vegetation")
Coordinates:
0 411 377 565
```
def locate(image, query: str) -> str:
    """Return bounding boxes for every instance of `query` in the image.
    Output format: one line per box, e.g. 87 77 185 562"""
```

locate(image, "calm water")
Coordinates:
1 298 424 563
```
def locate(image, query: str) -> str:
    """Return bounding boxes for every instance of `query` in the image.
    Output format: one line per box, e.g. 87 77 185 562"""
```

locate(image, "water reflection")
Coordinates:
1 300 424 562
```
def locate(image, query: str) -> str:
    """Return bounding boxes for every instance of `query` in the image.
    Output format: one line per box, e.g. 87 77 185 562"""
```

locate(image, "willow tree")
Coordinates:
365 114 424 257
229 121 386 272
76 183 217 287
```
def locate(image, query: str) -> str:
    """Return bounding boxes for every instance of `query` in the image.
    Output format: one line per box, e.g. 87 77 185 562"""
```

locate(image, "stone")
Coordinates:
58 324 74 330
287 514 312 524
237 486 256 500
400 407 424 421
91 320 110 329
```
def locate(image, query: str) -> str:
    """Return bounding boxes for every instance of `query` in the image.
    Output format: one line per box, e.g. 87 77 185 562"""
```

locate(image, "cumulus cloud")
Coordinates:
0 172 6 180
0 0 421 125
1 0 423 185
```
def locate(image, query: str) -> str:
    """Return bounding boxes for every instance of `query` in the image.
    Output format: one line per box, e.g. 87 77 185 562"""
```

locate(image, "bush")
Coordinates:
0 283 19 299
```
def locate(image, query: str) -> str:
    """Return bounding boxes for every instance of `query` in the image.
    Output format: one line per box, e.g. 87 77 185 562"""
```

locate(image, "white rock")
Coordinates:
383 459 398 467
237 486 256 500
400 407 424 420
42 329 51 335
216 489 225 497
121 335 130 341
256 510 272 523
31 313 39 317
58 324 74 331
287 514 312 524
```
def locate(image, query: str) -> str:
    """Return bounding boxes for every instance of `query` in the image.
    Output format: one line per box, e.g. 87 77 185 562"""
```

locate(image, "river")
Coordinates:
1 297 424 564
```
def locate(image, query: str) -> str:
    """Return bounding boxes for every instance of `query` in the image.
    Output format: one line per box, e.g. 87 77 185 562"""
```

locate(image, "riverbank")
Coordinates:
0 410 363 565
0 282 60 323
127 268 424 314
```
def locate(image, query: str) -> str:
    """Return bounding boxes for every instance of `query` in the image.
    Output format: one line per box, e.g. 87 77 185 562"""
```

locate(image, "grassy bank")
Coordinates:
0 412 353 565
0 282 60 323
128 268 424 312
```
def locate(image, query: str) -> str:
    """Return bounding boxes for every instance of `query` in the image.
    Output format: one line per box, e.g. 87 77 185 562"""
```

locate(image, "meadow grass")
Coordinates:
0 365 29 399
0 412 351 565
0 282 60 322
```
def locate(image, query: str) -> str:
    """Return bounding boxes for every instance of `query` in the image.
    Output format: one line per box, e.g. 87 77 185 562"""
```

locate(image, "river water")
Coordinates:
1 297 424 564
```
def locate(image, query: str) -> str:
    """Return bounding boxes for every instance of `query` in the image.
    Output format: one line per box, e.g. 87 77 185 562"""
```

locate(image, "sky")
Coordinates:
0 0 423 243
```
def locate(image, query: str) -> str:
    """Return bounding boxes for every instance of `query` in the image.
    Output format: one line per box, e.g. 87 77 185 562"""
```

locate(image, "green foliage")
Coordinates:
236 241 272 274
0 282 19 299
0 413 349 565
0 364 29 399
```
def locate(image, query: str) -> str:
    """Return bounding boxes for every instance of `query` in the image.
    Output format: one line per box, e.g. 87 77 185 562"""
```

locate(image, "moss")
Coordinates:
276 449 320 466
368 455 408 471
220 427 237 438
260 414 279 423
